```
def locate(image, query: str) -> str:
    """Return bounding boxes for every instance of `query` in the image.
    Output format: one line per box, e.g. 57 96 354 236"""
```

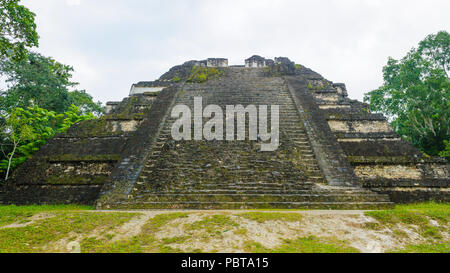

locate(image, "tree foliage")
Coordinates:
0 51 103 114
364 31 450 157
68 90 104 116
0 0 38 62
0 105 95 179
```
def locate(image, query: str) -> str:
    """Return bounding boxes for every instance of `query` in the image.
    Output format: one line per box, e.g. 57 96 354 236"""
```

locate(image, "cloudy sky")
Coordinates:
20 0 450 104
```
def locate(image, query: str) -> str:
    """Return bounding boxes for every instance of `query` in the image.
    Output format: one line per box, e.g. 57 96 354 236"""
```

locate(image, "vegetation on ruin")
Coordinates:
440 140 450 159
186 65 223 83
45 154 121 162
364 31 449 159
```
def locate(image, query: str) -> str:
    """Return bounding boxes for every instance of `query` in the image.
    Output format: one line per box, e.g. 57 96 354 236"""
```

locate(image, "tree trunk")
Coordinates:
5 142 17 181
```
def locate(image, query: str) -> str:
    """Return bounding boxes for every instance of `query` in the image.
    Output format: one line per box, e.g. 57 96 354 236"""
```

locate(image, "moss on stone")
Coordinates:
46 154 120 162
186 66 224 83
347 156 415 164
143 91 161 97
106 113 144 120
46 175 109 185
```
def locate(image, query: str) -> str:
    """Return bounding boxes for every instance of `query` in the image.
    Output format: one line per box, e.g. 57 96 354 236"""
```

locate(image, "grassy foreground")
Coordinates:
0 203 448 253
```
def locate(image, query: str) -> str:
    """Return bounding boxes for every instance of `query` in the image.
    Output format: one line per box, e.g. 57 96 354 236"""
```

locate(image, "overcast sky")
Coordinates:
20 0 450 104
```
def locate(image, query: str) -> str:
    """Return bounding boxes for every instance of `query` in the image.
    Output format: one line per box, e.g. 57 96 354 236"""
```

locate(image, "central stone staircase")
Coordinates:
116 68 392 209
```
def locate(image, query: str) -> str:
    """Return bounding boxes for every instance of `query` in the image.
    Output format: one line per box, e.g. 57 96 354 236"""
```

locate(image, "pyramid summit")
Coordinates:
1 56 448 209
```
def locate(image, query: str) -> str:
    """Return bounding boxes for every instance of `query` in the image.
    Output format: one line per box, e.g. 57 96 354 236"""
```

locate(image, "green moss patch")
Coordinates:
186 215 239 234
244 236 359 253
237 212 302 223
0 211 136 253
390 243 450 253
46 154 121 162
347 156 415 164
81 236 143 253
46 175 109 185
0 205 92 228
186 66 223 83
365 202 449 240
365 203 449 225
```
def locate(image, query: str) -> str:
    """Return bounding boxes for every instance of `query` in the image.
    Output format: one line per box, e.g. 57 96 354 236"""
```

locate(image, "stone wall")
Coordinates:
297 68 449 203
285 76 360 187
207 58 228 67
245 55 273 68
96 84 184 207
1 93 156 205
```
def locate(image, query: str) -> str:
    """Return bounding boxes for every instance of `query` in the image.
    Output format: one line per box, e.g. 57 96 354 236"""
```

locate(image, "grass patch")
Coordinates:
362 222 382 230
243 240 271 253
186 215 239 234
141 213 189 234
0 211 136 253
81 236 142 253
390 243 450 253
233 228 248 236
0 205 92 227
237 212 302 223
161 236 190 245
244 236 359 253
134 213 189 253
365 202 449 239
365 202 449 225
79 212 189 253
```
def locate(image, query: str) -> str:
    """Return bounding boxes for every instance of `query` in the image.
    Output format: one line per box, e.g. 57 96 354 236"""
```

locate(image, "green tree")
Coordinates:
0 52 75 113
0 51 103 114
364 31 450 157
0 0 38 62
68 90 104 116
0 105 95 180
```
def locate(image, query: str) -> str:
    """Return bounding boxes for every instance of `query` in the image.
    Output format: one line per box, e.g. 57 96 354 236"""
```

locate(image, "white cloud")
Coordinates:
66 0 81 6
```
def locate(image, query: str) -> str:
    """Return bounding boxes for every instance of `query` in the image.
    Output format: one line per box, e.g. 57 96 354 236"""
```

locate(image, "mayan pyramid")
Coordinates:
1 56 448 209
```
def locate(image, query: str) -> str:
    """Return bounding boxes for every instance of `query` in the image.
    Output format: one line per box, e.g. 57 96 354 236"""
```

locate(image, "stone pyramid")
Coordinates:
1 56 448 209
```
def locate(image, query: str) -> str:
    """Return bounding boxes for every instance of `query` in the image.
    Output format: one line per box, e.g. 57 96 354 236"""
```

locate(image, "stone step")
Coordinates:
141 181 314 189
137 188 378 195
139 185 314 192
122 68 343 210
130 193 391 203
110 201 394 210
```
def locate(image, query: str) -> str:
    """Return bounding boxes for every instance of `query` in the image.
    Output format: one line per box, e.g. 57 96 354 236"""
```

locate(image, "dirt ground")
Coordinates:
2 209 447 253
